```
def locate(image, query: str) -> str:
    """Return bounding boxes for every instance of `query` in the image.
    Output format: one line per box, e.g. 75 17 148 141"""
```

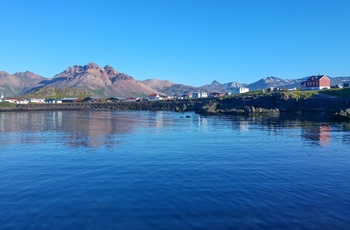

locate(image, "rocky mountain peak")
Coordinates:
104 65 119 76
211 80 220 85
86 62 99 69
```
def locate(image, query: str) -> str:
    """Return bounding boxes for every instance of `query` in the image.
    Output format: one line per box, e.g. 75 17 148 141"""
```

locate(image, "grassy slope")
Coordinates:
224 88 350 99
25 87 93 99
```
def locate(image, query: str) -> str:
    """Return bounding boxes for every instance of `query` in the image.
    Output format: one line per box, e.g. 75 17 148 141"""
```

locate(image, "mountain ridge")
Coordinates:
1 64 350 98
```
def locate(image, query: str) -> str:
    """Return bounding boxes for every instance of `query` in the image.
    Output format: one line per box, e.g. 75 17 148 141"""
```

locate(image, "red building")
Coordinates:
301 75 330 91
210 92 223 97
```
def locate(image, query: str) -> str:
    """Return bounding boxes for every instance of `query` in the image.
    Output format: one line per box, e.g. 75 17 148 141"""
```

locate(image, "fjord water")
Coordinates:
0 110 350 229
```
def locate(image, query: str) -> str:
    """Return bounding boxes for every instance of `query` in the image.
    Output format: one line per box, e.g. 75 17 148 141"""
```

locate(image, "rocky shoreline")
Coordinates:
1 94 350 120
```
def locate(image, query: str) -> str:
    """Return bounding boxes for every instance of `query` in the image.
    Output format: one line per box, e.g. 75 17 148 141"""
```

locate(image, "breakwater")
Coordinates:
0 100 207 112
1 94 350 119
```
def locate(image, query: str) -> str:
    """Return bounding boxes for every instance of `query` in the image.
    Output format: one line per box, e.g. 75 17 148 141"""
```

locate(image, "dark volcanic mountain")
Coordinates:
39 63 160 97
0 71 45 97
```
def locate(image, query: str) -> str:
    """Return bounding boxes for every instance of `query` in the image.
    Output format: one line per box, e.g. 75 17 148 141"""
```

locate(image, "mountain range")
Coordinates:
1 63 350 98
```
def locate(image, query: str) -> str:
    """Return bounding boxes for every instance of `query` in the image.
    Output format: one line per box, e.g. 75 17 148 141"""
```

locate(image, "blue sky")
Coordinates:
0 0 349 86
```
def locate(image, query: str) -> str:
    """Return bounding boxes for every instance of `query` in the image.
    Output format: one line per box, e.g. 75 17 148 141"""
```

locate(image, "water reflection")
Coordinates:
0 111 349 148
301 123 331 146
215 113 348 147
0 111 140 148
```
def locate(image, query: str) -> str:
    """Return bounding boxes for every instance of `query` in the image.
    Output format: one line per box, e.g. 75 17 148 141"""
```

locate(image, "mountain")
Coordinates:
2 64 350 98
246 76 304 90
142 79 246 96
247 76 350 90
0 71 45 97
200 80 246 92
330 76 350 85
141 79 197 96
140 79 174 91
25 87 93 99
38 63 160 97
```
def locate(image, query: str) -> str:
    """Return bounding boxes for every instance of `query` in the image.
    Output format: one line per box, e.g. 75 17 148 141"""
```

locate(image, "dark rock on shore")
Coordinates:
332 108 350 121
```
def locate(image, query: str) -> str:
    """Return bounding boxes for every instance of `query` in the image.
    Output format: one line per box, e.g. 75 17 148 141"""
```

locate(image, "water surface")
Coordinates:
0 110 350 229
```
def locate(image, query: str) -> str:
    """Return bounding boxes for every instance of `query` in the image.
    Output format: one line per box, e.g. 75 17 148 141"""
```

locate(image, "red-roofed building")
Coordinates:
210 92 223 97
148 94 162 101
301 75 330 91
126 97 139 102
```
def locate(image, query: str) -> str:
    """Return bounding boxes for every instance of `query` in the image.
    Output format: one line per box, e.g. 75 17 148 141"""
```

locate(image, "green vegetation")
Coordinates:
0 102 16 107
319 88 350 98
280 91 318 99
221 88 350 100
25 87 93 99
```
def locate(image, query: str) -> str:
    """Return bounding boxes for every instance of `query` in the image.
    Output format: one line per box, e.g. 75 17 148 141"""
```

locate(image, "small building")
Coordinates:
181 94 192 99
192 92 208 98
343 82 350 88
232 87 250 94
45 98 62 104
30 98 45 103
332 84 343 89
62 98 80 103
83 97 104 103
4 98 18 104
17 99 30 104
301 75 330 91
164 95 174 100
106 97 126 102
148 94 162 101
210 92 223 98
125 97 139 102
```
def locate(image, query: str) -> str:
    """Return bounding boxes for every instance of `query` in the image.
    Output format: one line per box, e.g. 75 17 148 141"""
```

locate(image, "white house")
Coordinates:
4 98 18 104
30 98 45 103
148 94 162 101
17 99 30 104
45 98 62 104
192 92 208 98
232 87 249 94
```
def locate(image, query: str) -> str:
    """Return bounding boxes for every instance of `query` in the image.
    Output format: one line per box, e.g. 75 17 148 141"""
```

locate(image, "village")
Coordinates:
1 74 347 105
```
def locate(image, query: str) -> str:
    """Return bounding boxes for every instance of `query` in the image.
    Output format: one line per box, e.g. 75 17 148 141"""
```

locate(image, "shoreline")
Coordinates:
1 95 350 120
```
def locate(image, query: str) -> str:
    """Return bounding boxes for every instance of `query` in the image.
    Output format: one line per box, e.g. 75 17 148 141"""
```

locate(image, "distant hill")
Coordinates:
0 71 45 97
39 63 160 97
1 64 350 98
140 79 174 91
199 80 246 93
141 79 197 96
247 76 350 90
330 76 350 85
142 79 246 96
247 76 304 90
25 87 93 99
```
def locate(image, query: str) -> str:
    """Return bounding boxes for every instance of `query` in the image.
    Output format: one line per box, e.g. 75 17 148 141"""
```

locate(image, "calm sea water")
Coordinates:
0 110 350 229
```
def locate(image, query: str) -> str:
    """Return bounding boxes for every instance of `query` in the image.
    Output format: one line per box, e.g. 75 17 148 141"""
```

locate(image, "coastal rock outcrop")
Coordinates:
332 108 350 121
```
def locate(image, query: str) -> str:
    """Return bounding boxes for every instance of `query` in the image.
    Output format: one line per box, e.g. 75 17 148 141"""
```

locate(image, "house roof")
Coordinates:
304 75 329 82
107 97 125 100
148 94 159 97
62 98 79 100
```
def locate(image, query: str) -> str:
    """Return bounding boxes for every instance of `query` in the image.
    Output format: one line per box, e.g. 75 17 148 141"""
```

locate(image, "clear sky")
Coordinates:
0 0 349 86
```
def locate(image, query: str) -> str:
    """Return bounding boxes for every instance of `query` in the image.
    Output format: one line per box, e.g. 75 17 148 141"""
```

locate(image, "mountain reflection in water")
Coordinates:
0 110 350 229
0 111 349 148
